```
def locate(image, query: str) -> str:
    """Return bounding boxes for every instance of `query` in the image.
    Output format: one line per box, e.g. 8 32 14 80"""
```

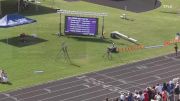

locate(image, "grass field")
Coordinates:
0 0 180 92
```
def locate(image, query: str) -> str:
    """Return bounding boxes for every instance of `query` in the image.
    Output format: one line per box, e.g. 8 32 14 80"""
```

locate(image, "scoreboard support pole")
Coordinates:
101 16 105 38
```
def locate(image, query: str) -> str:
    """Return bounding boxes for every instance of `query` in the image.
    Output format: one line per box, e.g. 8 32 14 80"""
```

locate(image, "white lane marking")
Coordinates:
103 57 169 75
126 67 180 83
136 65 148 69
14 79 82 97
171 57 180 61
126 74 180 90
40 88 106 101
94 64 180 91
3 93 10 97
95 72 141 90
0 94 18 101
18 83 88 101
110 60 176 78
164 55 170 59
164 55 180 61
154 75 162 79
118 79 127 84
77 76 129 93
5 79 82 98
11 96 18 101
43 88 51 93
120 68 180 88
83 84 90 88
117 62 180 80
95 73 128 84
60 89 109 101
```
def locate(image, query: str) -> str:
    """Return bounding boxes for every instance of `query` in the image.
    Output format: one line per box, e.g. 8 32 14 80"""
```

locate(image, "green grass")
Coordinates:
0 0 180 92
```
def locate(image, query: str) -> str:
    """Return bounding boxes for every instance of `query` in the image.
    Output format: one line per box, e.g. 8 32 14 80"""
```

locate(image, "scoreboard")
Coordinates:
64 16 98 36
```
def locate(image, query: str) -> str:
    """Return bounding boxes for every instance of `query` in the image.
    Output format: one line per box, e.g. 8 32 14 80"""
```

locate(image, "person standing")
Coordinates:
162 89 168 101
174 43 178 56
144 90 149 101
120 93 125 101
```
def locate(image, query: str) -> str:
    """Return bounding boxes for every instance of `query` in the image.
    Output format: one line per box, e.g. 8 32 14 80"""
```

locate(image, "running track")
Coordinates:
0 53 179 101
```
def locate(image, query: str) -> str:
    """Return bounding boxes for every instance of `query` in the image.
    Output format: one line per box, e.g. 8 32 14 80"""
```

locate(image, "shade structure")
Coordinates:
0 13 36 28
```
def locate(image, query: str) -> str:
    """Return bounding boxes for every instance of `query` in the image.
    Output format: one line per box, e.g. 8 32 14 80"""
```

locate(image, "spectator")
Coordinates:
144 90 149 101
147 87 153 100
162 82 167 91
174 82 179 95
167 81 174 101
151 86 157 100
156 83 163 93
120 93 125 101
133 90 139 100
172 78 179 84
0 69 8 83
137 91 144 101
127 93 134 101
161 89 168 101
167 81 174 94
154 92 162 101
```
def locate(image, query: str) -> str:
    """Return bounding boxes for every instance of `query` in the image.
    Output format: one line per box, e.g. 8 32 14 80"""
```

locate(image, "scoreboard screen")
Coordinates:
64 16 98 36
